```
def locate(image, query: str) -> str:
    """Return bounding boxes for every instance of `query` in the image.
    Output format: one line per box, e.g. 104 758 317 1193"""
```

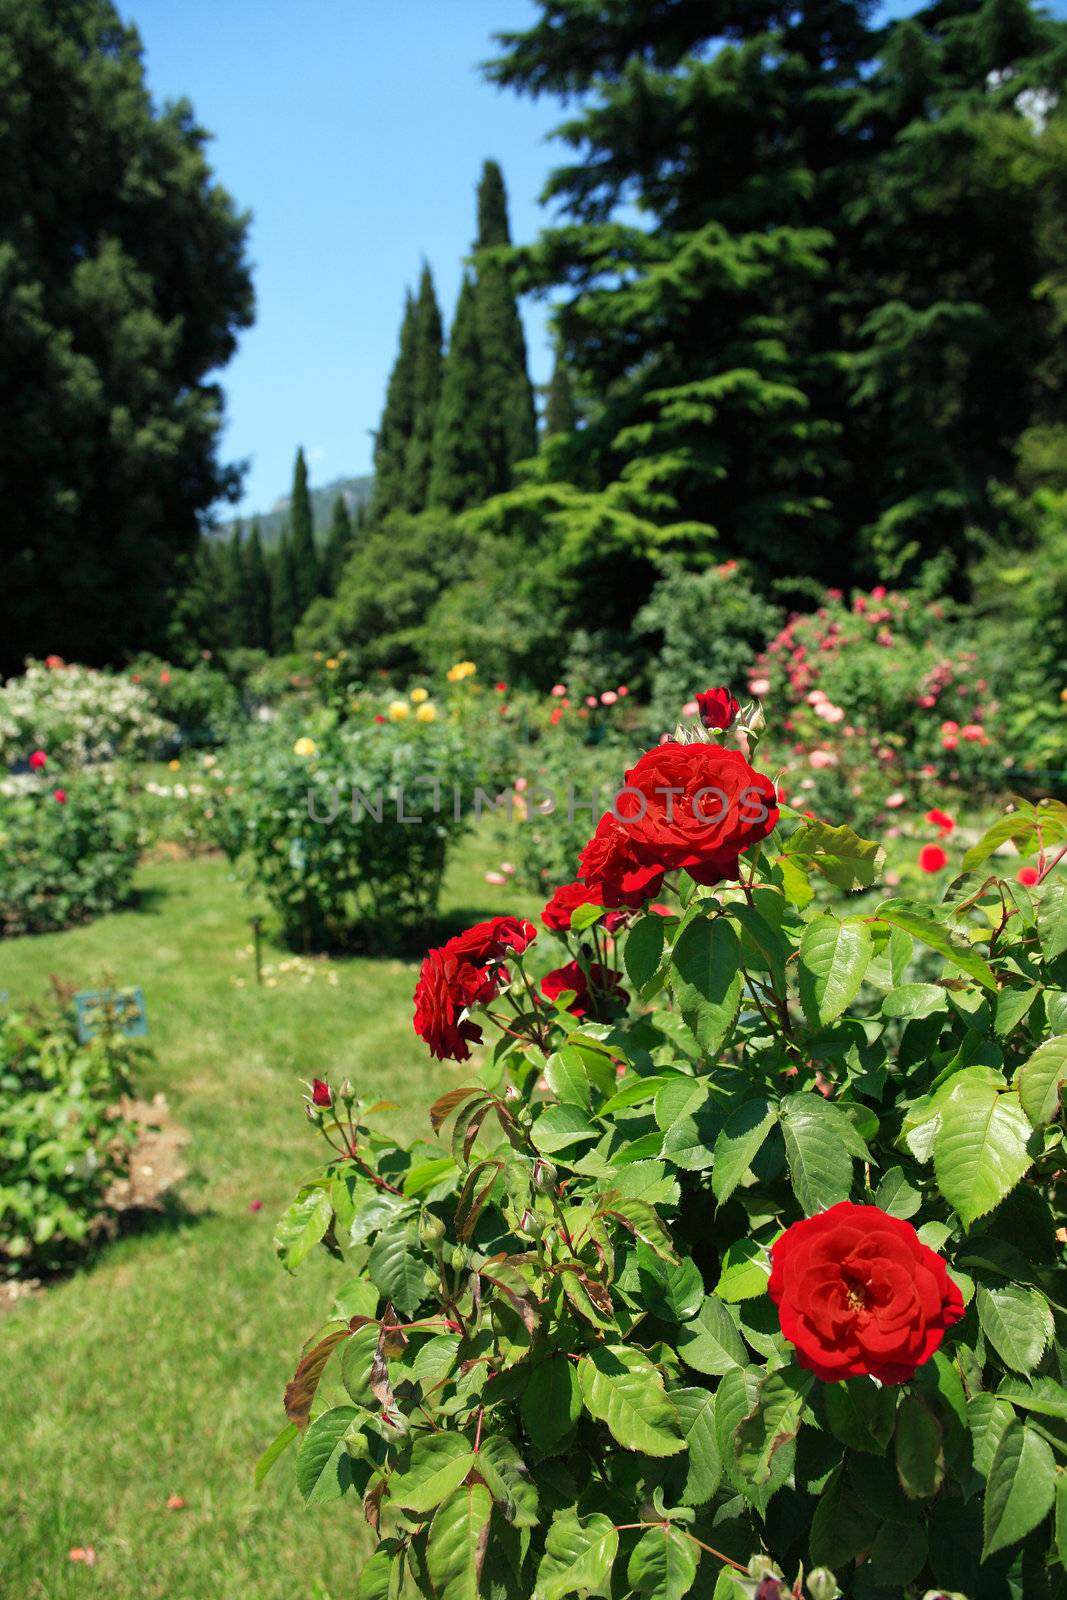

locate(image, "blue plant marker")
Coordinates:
74 987 149 1043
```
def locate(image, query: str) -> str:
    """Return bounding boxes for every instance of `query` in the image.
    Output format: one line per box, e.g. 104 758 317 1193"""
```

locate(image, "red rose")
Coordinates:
541 960 628 1019
925 808 955 836
311 1079 332 1107
613 742 778 885
919 844 947 873
53 788 68 804
448 916 537 964
1017 865 1039 886
413 941 497 1062
768 1201 964 1383
695 687 740 730
542 880 604 931
578 815 664 909
29 750 47 770
160 670 171 685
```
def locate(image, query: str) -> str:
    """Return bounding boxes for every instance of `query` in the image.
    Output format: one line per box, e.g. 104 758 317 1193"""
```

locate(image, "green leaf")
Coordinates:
994 986 1039 1038
1056 1470 1067 1569
601 1074 677 1116
873 1166 922 1220
977 1284 1054 1375
784 818 885 890
962 810 1040 873
545 1049 590 1108
476 1435 539 1527
625 915 666 994
734 1366 808 1492
678 1294 747 1375
1015 1035 1067 1129
799 915 873 1025
715 1238 772 1303
534 1510 618 1600
932 1072 1033 1229
521 1356 582 1452
367 1222 427 1318
578 1345 684 1457
809 1464 881 1569
274 1189 333 1271
672 1387 722 1506
873 907 997 992
882 982 949 1020
711 1099 778 1206
626 1523 699 1600
255 1420 299 1487
967 1393 1015 1479
426 1483 494 1600
602 1193 677 1260
355 1546 400 1600
669 917 743 1055
982 1420 1056 1559
637 1243 704 1323
779 1093 867 1216
1039 883 1067 964
340 1322 383 1405
532 1103 601 1155
895 1392 944 1499
998 1375 1067 1422
296 1406 361 1506
389 1433 477 1514
824 1378 897 1455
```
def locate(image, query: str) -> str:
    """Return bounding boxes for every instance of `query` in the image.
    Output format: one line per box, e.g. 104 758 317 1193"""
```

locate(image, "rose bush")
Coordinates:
267 694 1067 1599
0 772 139 936
0 657 174 769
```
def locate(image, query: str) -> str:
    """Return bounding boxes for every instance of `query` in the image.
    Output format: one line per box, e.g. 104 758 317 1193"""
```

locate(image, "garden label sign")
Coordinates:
74 987 149 1043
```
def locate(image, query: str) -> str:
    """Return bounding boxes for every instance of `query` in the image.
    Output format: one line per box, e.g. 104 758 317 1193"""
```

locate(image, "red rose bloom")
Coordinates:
578 815 664 909
542 880 604 931
29 750 47 770
768 1201 964 1384
413 918 535 1062
448 915 537 964
1017 865 1040 886
695 687 740 730
925 808 955 836
613 742 778 886
53 788 68 804
541 960 628 1019
919 844 947 873
311 1079 332 1107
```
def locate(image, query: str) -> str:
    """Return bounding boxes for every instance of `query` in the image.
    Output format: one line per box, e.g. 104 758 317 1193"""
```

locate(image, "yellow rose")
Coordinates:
388 700 410 721
446 660 477 682
410 686 429 703
1061 687 1067 704
415 702 437 723
326 658 339 670
168 759 181 771
293 737 317 756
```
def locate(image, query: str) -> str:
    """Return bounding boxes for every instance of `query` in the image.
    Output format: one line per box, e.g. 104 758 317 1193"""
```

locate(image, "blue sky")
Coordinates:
123 0 924 518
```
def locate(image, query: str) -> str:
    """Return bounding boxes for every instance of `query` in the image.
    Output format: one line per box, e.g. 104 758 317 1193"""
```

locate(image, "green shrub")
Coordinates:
129 655 243 748
0 657 174 768
0 990 148 1278
0 775 139 936
268 703 1067 1600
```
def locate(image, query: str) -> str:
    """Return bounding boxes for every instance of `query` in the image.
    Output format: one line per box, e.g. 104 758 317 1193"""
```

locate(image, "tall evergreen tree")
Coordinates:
371 290 419 519
428 274 499 512
474 160 538 476
322 495 355 595
270 529 299 653
245 521 272 650
0 0 253 676
289 447 320 610
544 342 577 437
223 524 252 647
403 264 445 511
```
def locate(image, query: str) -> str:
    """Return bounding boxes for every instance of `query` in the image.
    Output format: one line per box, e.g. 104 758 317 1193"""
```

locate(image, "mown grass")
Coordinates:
0 833 537 1600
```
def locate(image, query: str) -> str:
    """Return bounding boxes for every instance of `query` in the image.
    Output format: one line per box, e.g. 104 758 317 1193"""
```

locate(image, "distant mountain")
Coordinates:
216 473 374 548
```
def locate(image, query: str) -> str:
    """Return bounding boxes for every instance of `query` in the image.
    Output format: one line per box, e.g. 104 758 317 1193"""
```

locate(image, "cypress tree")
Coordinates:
371 290 419 519
404 264 445 511
270 529 299 653
245 520 272 650
223 524 251 647
474 160 537 477
428 274 498 512
544 342 577 437
289 447 320 610
322 494 354 594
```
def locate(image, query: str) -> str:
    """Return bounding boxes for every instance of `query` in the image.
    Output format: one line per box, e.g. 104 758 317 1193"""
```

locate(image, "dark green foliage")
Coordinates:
428 274 499 512
289 448 320 611
404 264 445 511
474 160 538 475
371 290 419 520
544 342 577 436
321 495 354 596
244 521 273 651
223 527 254 649
0 0 253 676
270 531 299 655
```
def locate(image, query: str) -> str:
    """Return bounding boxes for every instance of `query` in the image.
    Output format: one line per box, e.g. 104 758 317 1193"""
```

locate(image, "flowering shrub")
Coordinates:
0 774 138 935
267 695 1067 1598
1 989 149 1277
0 658 174 769
221 703 493 951
128 655 242 748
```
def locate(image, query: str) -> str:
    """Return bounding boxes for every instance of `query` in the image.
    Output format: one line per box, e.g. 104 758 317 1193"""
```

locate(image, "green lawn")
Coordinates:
0 835 537 1600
